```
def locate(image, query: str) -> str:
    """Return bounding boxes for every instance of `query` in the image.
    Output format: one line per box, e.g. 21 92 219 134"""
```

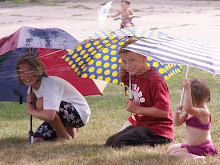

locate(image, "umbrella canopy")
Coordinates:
124 33 220 111
0 26 107 103
0 26 79 56
63 28 182 87
124 36 220 74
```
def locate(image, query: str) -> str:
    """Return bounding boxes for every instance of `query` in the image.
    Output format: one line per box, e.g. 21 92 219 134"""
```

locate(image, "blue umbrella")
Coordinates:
0 26 80 143
63 28 182 89
0 26 80 103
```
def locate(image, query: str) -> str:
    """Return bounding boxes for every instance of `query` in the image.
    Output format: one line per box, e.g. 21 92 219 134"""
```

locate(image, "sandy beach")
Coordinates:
0 0 220 48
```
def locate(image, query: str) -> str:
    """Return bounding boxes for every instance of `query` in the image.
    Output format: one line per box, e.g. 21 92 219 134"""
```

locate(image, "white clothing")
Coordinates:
28 76 91 124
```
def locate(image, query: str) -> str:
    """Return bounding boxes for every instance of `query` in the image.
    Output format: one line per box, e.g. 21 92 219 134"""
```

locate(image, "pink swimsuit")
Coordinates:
186 115 211 130
181 114 219 156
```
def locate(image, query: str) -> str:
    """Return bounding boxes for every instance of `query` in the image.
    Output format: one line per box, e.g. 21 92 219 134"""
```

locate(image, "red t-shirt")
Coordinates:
122 68 174 140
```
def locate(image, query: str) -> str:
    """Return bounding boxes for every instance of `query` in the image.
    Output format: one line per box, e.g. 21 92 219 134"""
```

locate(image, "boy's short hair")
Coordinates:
16 54 48 85
121 0 130 5
118 38 138 57
190 77 210 105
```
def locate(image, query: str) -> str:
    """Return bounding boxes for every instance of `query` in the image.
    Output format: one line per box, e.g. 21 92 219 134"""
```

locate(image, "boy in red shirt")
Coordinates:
106 38 174 148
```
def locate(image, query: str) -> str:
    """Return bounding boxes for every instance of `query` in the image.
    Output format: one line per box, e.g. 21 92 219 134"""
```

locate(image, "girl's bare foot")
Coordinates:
67 128 79 139
193 155 206 159
57 134 72 141
33 137 45 143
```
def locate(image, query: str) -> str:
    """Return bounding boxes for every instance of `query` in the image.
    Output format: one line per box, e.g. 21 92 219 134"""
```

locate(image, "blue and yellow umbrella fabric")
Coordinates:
63 28 182 87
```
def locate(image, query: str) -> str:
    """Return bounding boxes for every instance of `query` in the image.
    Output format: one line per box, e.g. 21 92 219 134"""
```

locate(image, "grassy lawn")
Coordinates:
0 66 219 165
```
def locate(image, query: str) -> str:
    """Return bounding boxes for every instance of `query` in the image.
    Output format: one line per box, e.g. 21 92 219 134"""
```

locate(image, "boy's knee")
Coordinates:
112 141 122 148
105 137 113 146
106 136 122 148
111 138 124 148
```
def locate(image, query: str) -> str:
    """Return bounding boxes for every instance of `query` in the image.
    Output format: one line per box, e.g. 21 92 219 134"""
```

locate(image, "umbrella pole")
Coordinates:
177 65 190 114
28 87 34 143
129 74 133 116
129 74 132 99
29 115 33 143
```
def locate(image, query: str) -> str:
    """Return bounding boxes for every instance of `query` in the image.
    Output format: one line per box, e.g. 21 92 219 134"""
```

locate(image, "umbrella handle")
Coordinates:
177 65 190 114
28 115 33 143
129 74 132 99
28 87 34 143
129 74 133 117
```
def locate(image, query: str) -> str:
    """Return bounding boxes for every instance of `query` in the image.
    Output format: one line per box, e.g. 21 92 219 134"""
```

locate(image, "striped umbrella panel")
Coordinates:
63 30 182 85
125 37 220 74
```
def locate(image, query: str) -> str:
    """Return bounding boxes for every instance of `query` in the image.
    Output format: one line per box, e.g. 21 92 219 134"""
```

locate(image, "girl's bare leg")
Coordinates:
33 137 44 142
48 114 72 141
67 128 79 139
168 144 206 159
36 97 72 141
167 143 182 154
36 97 43 111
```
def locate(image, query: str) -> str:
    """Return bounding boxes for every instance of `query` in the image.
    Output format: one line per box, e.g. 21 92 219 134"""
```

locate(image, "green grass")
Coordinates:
67 5 92 10
0 0 31 3
132 9 141 12
0 66 219 164
42 2 60 6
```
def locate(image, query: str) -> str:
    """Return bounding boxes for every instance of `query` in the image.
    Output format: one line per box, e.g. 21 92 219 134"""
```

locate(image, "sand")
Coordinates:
0 0 220 48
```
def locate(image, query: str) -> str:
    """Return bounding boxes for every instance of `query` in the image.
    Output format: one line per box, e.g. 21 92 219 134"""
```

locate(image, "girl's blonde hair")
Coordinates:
190 77 210 105
16 54 48 85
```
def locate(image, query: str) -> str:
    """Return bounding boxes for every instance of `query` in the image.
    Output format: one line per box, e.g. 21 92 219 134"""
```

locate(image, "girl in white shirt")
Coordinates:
16 54 91 142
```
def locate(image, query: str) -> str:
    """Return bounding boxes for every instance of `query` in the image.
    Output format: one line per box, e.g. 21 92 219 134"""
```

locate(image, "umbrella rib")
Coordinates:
129 40 220 66
125 43 220 74
39 49 64 58
11 49 25 56
138 38 217 59
34 48 41 56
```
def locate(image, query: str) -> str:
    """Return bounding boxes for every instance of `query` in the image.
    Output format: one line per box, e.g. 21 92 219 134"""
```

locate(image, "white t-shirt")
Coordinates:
28 76 91 124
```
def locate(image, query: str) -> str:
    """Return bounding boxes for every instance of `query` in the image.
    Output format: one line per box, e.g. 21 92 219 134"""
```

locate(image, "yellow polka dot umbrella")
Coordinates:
63 28 182 89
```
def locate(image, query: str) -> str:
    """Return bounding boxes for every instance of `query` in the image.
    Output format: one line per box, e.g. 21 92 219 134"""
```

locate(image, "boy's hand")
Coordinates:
126 99 138 113
27 93 37 104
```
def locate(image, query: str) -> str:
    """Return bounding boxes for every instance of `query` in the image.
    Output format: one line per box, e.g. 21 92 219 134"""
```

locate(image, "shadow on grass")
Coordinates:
1 137 217 165
0 137 175 164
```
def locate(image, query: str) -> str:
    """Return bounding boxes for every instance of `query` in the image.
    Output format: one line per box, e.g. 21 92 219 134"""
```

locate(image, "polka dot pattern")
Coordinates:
63 28 182 85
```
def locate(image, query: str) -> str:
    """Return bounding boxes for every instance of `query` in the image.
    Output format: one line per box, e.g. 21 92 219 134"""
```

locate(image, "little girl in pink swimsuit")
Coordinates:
167 78 219 159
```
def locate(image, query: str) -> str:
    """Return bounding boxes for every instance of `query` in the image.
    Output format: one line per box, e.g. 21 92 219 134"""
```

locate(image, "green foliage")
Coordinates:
0 0 40 3
1 0 28 3
67 5 92 10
